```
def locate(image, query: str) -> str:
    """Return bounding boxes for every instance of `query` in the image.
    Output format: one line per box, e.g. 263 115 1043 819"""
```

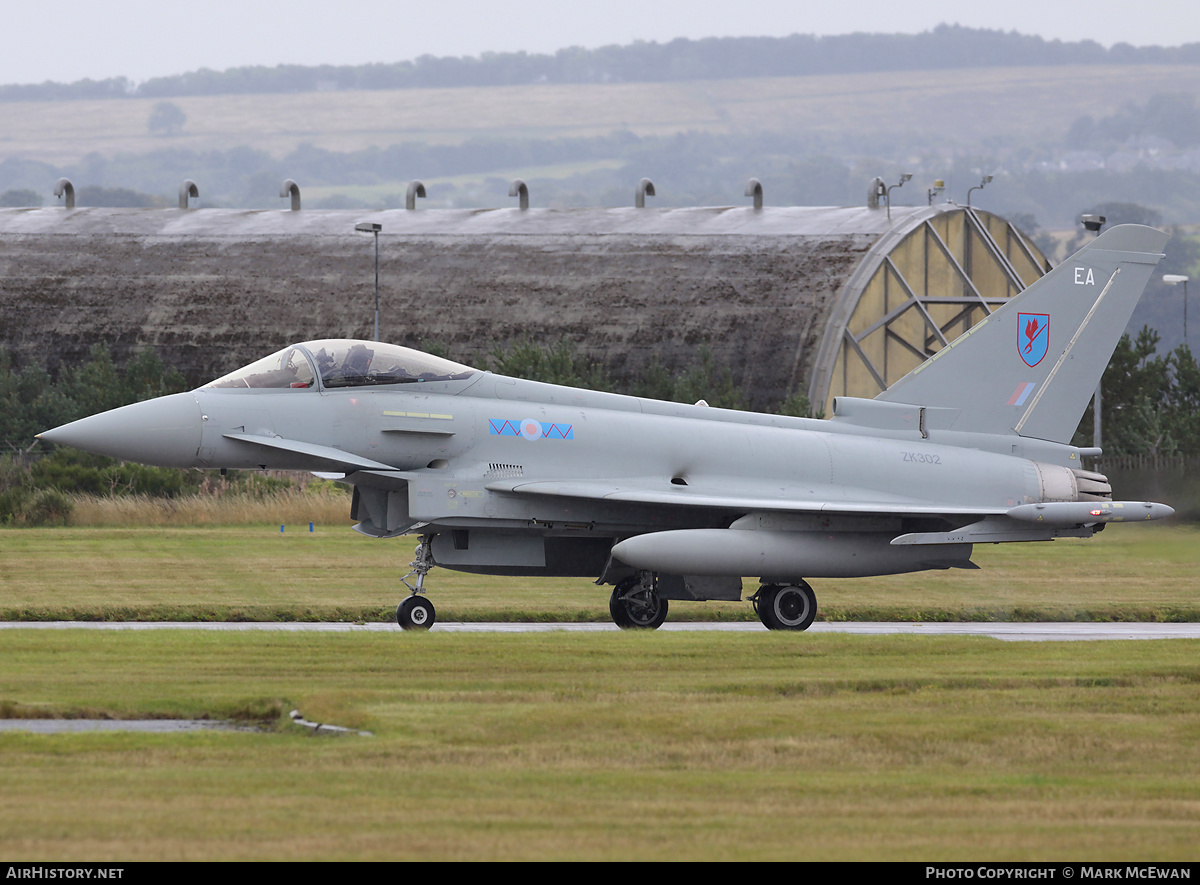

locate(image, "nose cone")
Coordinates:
37 392 203 467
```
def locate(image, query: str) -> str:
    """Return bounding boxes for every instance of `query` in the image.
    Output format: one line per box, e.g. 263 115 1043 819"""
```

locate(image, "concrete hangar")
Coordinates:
0 185 1049 414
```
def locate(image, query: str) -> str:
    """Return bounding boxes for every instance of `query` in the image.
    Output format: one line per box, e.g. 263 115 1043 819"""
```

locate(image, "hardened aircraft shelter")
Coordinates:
0 198 1049 413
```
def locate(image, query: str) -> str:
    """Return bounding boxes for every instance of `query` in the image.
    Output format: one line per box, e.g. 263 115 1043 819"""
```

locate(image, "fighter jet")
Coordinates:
38 224 1174 630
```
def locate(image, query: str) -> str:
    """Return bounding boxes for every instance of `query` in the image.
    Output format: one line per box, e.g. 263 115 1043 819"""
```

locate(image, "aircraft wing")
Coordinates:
222 433 401 472
483 477 1005 518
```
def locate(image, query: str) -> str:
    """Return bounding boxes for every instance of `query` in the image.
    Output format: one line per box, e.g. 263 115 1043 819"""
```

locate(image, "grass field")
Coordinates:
1 523 1197 859
3 65 1199 167
0 629 1198 860
1 522 1197 622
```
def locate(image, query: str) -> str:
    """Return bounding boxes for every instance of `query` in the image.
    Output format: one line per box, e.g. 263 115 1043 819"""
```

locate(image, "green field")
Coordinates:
1 523 1197 860
3 64 1198 167
1 629 1198 860
1 522 1197 622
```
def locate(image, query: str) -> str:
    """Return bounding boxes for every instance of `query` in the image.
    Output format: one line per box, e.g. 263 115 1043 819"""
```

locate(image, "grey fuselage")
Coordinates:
133 367 1096 583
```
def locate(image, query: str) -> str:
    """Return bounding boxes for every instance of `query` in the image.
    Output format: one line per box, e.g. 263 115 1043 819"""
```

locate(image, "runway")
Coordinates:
2 621 1199 641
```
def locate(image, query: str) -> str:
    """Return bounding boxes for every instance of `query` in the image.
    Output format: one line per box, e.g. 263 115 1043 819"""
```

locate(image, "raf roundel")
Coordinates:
520 418 543 441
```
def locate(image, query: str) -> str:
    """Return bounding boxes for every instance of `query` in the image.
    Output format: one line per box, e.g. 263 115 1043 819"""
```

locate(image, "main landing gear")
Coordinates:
609 574 668 630
392 537 818 633
396 536 436 630
752 581 817 631
606 573 817 632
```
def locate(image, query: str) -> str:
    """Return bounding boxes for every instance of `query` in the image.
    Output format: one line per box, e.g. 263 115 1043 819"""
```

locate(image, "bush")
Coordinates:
0 459 74 526
23 489 73 526
29 449 204 498
0 455 31 524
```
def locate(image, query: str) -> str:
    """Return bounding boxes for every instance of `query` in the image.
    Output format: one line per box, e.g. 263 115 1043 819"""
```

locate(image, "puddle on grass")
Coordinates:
0 719 260 734
0 711 370 736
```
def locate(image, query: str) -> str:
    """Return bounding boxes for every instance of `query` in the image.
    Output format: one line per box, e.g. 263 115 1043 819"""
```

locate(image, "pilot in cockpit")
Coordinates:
342 344 374 380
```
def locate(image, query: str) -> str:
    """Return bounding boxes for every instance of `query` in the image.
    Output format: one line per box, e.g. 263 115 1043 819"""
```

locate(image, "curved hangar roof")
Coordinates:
0 203 1048 413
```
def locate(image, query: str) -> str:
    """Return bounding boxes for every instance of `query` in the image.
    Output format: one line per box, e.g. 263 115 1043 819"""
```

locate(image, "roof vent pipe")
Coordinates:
509 179 529 210
53 178 75 209
635 178 655 208
280 179 300 211
406 180 426 210
179 179 199 209
745 178 763 210
867 177 886 210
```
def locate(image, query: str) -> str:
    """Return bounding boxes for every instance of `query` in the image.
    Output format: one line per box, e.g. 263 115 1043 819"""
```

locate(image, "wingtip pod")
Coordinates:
1007 500 1175 524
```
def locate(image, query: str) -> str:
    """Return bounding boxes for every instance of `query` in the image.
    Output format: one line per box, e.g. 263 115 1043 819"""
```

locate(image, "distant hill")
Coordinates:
3 24 1199 102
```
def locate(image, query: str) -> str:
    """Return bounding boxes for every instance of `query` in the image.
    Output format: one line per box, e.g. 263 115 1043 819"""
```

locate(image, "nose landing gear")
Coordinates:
396 535 436 630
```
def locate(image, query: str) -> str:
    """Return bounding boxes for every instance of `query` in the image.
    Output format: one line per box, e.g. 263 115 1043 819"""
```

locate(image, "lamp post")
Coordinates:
355 222 382 341
1164 274 1190 347
885 173 912 221
966 174 993 208
1082 215 1107 455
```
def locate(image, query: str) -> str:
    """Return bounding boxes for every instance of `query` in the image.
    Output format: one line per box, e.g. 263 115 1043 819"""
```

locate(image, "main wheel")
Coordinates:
757 582 817 631
397 595 436 630
609 577 668 630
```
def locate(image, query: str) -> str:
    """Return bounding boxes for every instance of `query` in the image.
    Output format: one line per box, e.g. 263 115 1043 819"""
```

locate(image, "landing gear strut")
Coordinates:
609 573 668 630
396 535 436 630
753 581 817 631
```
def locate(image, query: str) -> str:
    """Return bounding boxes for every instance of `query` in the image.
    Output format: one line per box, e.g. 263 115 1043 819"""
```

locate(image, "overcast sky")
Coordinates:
4 0 1198 86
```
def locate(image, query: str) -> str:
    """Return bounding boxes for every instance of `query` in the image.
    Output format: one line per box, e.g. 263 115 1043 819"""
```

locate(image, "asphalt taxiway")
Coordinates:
2 621 1199 641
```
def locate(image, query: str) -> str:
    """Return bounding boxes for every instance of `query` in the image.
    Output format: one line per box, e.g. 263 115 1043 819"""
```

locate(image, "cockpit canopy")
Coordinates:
204 340 477 390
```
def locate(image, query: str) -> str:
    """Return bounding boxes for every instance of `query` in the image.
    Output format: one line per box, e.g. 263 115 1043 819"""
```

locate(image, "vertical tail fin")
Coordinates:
876 224 1169 443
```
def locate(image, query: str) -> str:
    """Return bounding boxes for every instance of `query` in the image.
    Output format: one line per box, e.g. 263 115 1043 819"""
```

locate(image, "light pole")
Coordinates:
966 174 993 208
885 173 912 221
1164 274 1190 347
355 222 382 341
1082 215 1106 454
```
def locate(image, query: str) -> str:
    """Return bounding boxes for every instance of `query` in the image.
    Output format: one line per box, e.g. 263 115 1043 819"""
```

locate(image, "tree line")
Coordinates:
1076 331 1200 455
3 26 1199 102
1067 93 1200 150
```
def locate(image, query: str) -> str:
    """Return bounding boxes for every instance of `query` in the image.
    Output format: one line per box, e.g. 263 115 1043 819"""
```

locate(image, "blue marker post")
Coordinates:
309 522 314 533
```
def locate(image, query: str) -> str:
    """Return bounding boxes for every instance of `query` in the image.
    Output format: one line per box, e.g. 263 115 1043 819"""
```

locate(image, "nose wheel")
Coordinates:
396 535 436 631
397 594 436 630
